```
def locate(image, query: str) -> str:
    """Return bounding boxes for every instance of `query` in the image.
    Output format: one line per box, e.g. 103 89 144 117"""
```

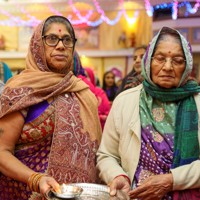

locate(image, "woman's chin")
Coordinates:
157 82 177 89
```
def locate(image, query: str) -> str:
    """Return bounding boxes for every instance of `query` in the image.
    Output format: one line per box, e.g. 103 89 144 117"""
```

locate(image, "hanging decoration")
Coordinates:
144 0 153 17
172 0 178 20
0 0 200 27
152 0 200 20
48 4 63 16
0 0 139 27
119 0 139 25
185 0 200 14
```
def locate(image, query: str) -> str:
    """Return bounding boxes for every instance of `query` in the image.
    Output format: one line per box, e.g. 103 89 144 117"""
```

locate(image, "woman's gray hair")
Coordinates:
42 16 77 44
153 28 183 57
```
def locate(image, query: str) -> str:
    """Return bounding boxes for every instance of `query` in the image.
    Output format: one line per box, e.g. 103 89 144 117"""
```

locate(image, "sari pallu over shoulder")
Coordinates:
47 93 99 184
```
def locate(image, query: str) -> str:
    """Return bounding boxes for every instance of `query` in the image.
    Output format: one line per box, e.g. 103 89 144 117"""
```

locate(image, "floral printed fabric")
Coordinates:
134 90 175 199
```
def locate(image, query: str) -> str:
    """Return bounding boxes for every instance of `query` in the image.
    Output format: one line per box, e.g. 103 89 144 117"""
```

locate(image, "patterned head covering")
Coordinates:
141 26 193 87
0 16 102 146
73 50 86 76
0 16 88 117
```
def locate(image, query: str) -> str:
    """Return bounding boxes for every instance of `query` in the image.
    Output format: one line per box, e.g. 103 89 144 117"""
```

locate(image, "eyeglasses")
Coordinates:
151 55 186 67
42 34 76 48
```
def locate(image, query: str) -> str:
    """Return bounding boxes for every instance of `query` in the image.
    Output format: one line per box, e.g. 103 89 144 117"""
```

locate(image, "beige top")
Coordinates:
96 84 200 190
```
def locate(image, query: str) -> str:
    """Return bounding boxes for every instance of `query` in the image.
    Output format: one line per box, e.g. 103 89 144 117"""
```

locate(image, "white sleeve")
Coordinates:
171 160 200 190
96 101 128 184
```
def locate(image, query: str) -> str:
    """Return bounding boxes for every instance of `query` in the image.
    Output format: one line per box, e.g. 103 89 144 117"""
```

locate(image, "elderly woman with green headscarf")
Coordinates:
96 26 200 200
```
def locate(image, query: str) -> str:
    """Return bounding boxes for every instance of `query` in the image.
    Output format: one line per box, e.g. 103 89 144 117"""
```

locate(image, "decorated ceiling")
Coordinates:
0 0 199 26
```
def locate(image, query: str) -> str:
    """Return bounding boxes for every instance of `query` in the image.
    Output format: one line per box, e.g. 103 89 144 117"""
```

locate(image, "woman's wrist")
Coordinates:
27 172 47 193
114 174 131 186
166 173 173 192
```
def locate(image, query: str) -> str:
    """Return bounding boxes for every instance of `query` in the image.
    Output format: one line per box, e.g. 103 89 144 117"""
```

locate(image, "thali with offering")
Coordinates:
45 183 130 200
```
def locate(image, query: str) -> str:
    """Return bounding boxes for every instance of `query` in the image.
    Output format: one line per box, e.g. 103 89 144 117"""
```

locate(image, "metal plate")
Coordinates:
44 183 129 200
51 184 83 199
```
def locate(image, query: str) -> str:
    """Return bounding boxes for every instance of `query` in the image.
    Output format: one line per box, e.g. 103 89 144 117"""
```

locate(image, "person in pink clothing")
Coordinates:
73 51 111 130
84 67 111 130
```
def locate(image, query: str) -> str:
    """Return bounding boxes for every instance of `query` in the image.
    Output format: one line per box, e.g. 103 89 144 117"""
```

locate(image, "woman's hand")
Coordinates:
128 174 173 200
39 176 61 196
109 175 131 197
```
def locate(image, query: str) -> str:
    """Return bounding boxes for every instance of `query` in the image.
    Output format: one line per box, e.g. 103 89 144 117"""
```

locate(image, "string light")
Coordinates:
48 4 63 16
152 0 200 19
172 0 178 20
16 4 41 26
185 0 200 14
68 0 94 23
92 0 122 25
119 0 139 24
144 0 153 17
0 0 200 27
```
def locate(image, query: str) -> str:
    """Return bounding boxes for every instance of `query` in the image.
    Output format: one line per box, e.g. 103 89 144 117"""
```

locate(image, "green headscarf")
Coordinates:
140 27 200 168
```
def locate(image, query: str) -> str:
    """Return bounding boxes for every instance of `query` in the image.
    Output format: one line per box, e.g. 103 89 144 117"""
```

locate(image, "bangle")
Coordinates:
27 173 47 193
114 175 131 186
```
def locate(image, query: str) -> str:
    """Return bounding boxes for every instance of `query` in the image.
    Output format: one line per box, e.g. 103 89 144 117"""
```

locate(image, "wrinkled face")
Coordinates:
104 72 115 88
151 35 186 88
43 23 74 74
133 48 146 74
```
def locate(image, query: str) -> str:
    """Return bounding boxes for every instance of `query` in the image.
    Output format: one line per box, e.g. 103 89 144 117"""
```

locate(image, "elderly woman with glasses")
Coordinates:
97 26 200 200
0 15 102 200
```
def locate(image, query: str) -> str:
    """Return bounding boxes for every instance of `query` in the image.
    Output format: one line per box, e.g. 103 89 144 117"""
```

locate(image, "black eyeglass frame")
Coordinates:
42 35 77 48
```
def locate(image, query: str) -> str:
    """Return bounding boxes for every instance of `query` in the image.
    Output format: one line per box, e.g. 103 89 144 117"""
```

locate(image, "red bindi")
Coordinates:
59 29 61 32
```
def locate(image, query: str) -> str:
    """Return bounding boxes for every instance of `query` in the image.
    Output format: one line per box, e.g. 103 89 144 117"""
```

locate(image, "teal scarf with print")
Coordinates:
143 80 200 168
